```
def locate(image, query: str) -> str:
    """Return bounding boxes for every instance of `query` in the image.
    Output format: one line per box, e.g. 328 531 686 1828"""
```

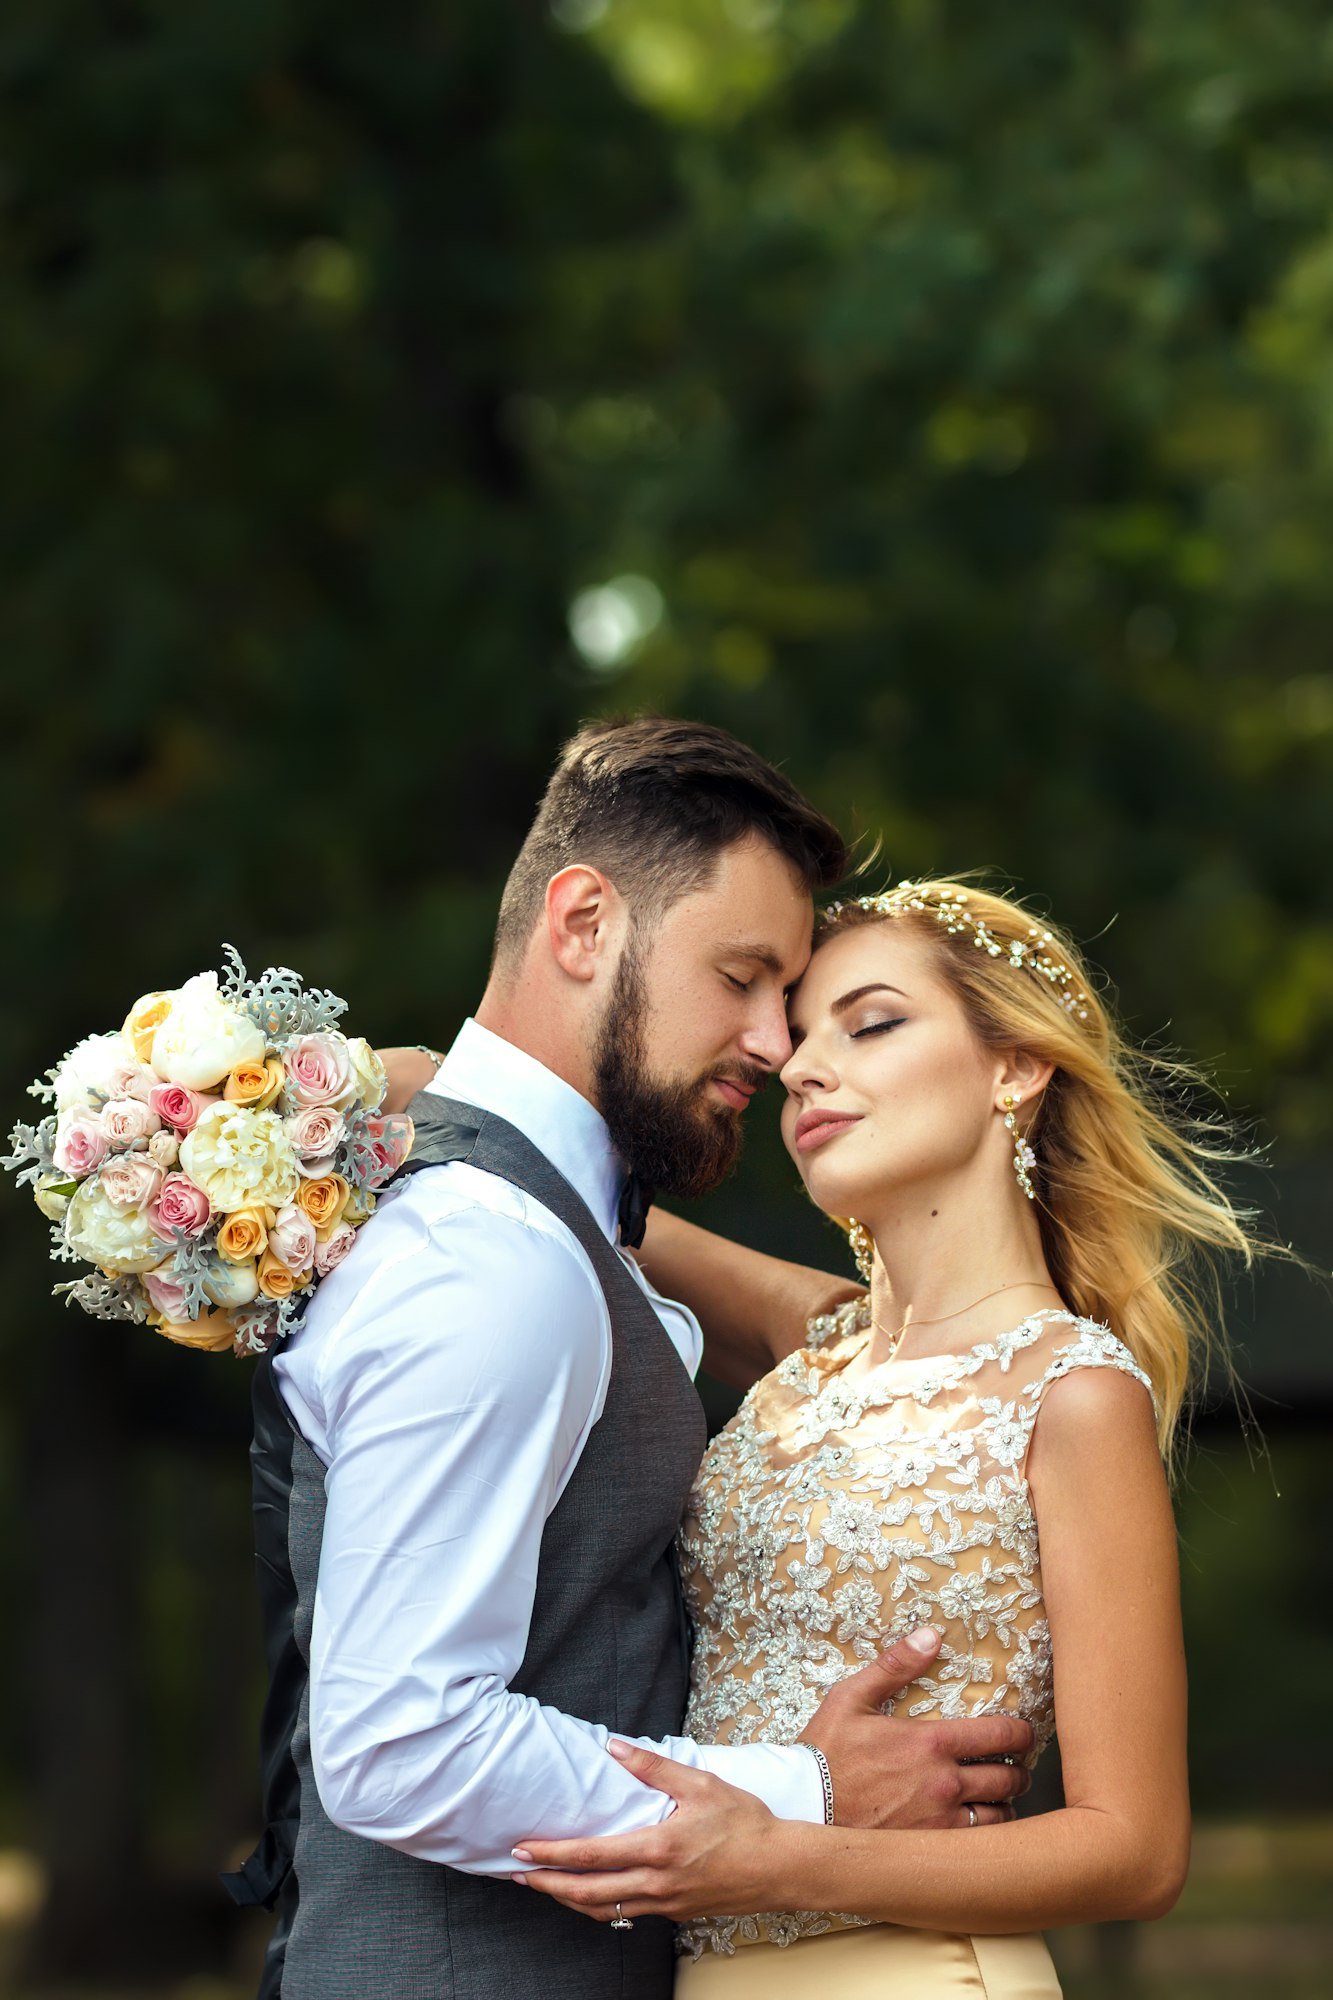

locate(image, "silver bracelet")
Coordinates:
803 1743 835 1824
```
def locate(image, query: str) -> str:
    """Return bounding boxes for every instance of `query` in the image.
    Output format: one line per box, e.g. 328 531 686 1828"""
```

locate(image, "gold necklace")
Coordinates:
869 1279 1056 1365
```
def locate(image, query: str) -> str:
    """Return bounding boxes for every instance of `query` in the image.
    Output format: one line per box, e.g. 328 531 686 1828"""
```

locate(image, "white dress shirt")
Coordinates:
273 1019 823 1872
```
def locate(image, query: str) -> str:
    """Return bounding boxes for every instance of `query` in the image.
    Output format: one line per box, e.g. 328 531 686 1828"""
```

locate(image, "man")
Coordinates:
228 717 1031 1998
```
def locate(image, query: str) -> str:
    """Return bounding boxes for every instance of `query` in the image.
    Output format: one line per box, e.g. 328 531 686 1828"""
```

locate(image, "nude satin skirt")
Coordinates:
675 1924 1062 1997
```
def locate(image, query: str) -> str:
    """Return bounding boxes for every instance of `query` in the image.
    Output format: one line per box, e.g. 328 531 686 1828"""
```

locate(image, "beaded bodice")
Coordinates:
676 1302 1153 1958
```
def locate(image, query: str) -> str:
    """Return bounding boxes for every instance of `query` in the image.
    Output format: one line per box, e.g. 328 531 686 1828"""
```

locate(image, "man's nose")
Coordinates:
742 991 794 1073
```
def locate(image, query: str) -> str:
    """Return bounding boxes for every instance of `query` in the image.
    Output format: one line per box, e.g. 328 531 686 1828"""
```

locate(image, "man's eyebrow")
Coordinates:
719 942 786 975
830 982 909 1015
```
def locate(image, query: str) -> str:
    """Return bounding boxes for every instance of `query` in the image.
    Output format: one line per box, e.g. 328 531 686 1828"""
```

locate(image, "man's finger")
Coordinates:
956 1760 1031 1806
832 1625 941 1708
941 1712 1035 1762
958 1801 1016 1827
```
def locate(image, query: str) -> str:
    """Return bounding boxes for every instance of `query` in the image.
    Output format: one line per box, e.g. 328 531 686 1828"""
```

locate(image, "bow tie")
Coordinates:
617 1171 654 1251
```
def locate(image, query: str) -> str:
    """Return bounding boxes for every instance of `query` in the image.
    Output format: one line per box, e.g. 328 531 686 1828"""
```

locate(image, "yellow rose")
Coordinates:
154 1309 236 1353
296 1174 351 1231
342 1186 376 1226
224 1056 285 1110
258 1250 311 1301
123 991 174 1066
180 1103 299 1212
216 1204 276 1264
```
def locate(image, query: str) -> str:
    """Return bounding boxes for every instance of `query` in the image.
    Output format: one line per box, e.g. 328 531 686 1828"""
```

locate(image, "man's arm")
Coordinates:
301 1182 828 1875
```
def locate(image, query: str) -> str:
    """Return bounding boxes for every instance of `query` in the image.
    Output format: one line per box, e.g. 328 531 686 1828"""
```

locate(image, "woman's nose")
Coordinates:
779 1040 837 1095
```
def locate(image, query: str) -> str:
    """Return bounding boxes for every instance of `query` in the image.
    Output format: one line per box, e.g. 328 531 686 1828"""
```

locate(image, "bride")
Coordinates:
487 877 1258 1995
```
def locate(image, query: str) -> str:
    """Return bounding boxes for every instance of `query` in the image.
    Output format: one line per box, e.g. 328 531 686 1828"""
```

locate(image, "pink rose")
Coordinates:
284 1103 346 1160
149 1082 216 1133
314 1220 357 1277
269 1203 316 1275
100 1153 165 1214
284 1033 352 1109
102 1097 160 1148
142 1265 192 1319
106 1056 158 1103
150 1173 213 1240
360 1113 414 1189
52 1112 109 1179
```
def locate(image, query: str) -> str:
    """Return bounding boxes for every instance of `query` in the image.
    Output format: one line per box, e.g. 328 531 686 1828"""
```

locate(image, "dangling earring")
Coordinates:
1002 1094 1037 1201
847 1220 875 1284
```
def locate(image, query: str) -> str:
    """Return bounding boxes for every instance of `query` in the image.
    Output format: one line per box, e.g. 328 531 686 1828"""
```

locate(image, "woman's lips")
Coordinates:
793 1112 863 1154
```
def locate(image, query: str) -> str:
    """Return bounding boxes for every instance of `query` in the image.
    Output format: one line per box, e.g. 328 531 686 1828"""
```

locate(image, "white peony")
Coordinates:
150 973 267 1090
64 1177 162 1274
179 1102 300 1212
54 1032 135 1113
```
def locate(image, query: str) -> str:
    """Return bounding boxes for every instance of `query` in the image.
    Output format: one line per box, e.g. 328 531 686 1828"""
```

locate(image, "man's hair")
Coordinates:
493 716 848 964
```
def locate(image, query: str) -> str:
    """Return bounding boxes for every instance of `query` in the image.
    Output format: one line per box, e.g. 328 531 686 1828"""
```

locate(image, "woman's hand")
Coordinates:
376 1045 443 1114
511 1741 795 1922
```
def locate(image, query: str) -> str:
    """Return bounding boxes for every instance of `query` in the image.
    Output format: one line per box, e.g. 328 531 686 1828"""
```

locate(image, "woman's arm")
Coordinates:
379 1046 443 1111
514 1366 1190 1931
638 1208 862 1391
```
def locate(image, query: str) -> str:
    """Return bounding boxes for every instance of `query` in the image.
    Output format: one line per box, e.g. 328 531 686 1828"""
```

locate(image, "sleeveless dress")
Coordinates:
674 1303 1154 1998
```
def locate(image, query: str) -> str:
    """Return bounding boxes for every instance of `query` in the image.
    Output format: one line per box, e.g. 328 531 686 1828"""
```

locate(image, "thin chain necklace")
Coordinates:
869 1279 1056 1366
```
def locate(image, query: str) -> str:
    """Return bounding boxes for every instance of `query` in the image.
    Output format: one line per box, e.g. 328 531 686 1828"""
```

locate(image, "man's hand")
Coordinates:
799 1625 1032 1830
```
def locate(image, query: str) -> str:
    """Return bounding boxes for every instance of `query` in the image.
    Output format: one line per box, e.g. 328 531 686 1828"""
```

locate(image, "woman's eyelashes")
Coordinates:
850 1016 906 1040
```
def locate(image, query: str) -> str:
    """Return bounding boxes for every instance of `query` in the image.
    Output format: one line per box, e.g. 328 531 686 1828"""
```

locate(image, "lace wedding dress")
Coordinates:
675 1301 1153 1997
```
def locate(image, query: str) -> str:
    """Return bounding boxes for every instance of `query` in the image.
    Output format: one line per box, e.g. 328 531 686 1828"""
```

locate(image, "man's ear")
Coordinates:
544 866 624 984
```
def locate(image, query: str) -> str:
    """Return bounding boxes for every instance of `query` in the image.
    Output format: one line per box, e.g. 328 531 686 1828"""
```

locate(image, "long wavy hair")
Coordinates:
818 878 1268 1464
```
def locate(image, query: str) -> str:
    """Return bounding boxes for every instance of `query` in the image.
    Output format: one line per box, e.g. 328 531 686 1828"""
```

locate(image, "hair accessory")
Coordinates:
1002 1093 1037 1200
847 1218 875 1283
823 882 1091 1021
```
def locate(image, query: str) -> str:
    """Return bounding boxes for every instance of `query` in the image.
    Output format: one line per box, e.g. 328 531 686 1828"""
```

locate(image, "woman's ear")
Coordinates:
996 1049 1055 1109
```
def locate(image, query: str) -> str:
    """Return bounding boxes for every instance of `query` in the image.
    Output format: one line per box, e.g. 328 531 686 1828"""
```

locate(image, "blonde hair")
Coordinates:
819 878 1266 1463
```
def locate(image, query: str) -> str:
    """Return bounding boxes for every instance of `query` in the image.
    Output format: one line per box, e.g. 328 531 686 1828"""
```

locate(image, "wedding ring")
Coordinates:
967 1804 978 1828
610 1901 634 1931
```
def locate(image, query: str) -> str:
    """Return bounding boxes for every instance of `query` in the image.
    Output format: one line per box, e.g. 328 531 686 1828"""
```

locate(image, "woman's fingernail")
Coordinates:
607 1738 632 1762
906 1625 938 1654
511 1872 527 1885
511 1846 534 1863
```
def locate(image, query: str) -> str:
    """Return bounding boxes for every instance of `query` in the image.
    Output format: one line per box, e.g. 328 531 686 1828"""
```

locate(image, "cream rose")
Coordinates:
345 1037 388 1110
313 1220 357 1277
150 973 266 1090
269 1203 317 1275
202 1257 260 1309
34 1175 76 1222
148 1129 181 1170
180 1104 299 1212
64 1178 162 1274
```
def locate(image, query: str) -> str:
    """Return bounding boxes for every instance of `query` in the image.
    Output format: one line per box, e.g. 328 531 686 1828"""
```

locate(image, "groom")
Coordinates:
229 717 1032 1998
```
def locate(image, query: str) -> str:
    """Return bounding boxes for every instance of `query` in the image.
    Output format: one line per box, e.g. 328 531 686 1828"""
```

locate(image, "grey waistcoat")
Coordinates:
227 1091 707 2000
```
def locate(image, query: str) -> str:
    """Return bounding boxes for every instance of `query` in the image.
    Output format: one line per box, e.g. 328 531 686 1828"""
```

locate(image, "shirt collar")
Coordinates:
424 1019 624 1243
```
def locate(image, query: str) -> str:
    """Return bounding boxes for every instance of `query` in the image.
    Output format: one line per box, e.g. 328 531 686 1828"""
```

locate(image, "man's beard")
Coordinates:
592 943 767 1200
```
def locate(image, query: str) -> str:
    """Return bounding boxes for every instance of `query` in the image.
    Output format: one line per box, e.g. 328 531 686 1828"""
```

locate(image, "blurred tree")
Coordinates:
2 0 1331 1979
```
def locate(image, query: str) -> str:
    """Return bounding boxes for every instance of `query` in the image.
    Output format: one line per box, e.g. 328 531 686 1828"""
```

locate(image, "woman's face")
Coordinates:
779 922 1007 1221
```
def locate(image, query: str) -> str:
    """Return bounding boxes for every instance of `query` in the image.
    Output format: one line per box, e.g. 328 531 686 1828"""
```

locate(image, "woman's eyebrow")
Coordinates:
830 982 909 1015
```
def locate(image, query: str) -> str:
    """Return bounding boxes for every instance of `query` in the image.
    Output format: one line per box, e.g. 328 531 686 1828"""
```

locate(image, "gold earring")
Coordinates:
847 1220 875 1284
1002 1094 1037 1201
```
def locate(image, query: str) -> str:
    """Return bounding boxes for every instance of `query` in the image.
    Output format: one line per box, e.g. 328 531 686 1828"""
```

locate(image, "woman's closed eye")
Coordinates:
851 1016 907 1039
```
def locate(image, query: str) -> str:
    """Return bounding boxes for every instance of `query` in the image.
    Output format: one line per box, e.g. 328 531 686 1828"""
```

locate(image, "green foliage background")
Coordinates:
1 0 1330 1984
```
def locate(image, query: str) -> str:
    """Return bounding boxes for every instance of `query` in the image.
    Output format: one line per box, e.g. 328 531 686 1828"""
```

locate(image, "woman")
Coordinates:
387 879 1255 1995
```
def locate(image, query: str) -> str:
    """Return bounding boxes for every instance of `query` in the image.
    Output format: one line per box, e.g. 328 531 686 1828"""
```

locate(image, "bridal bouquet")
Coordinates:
3 949 412 1356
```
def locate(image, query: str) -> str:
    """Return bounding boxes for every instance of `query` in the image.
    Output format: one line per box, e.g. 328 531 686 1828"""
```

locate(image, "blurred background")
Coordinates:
3 1 1332 1993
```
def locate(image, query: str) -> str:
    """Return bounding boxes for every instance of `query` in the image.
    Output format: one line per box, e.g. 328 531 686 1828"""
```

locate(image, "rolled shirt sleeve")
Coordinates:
290 1176 823 1874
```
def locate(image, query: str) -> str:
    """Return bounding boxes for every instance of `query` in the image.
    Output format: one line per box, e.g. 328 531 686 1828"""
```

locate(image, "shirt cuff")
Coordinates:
692 1741 827 1825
